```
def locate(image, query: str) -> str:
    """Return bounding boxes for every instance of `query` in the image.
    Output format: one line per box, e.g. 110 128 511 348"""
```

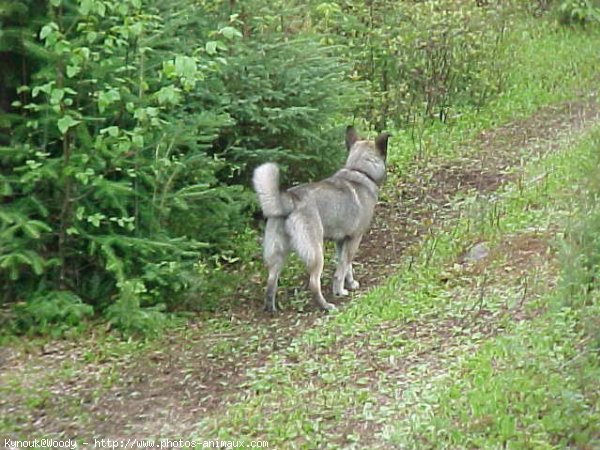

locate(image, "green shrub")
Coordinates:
557 0 600 25
13 291 93 337
105 280 168 339
211 37 358 182
0 0 240 328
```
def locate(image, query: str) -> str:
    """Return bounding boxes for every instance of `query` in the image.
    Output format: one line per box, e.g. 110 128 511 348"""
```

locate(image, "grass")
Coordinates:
201 125 592 442
0 333 155 439
389 129 600 450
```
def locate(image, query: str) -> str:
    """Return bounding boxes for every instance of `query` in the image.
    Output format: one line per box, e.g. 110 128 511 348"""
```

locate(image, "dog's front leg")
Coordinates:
333 239 351 296
344 265 360 291
334 235 362 295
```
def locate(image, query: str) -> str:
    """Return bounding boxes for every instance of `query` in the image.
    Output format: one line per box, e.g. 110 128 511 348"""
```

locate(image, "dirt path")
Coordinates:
1 92 598 443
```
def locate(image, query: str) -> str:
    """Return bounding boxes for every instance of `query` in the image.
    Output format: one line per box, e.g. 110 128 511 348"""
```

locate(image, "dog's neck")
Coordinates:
338 168 380 200
348 167 379 185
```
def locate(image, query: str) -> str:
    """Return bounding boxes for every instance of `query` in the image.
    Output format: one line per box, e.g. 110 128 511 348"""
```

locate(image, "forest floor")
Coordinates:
1 90 599 448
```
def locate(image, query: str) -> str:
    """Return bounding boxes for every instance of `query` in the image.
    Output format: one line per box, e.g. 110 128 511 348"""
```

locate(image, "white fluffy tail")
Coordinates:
252 163 293 217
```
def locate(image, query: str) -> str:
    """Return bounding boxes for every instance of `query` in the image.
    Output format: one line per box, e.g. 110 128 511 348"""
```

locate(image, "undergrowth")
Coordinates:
388 128 600 449
389 19 600 170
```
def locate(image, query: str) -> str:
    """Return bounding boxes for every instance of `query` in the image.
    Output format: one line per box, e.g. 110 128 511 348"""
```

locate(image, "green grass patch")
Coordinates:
388 129 600 450
0 332 156 438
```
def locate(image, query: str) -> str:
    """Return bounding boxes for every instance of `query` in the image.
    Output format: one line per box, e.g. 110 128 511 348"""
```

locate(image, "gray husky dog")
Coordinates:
252 126 390 312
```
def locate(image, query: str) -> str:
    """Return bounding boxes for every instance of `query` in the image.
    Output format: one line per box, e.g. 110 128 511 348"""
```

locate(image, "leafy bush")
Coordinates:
0 0 47 134
1 0 241 329
105 280 168 338
557 0 600 24
13 291 93 337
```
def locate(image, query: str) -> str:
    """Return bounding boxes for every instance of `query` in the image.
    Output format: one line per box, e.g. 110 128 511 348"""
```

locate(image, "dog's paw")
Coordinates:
323 302 337 312
334 288 350 297
346 280 360 290
264 304 278 314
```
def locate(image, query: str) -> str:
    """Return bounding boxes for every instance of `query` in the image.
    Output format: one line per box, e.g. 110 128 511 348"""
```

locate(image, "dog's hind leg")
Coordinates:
288 214 335 311
263 219 289 312
344 265 360 290
265 263 283 313
307 245 336 311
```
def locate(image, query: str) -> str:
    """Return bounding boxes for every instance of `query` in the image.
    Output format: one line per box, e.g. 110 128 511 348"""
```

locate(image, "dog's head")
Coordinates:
345 126 390 160
344 126 390 185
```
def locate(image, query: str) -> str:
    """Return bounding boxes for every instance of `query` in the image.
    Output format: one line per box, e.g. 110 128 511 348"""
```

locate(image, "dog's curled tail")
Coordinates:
252 163 294 218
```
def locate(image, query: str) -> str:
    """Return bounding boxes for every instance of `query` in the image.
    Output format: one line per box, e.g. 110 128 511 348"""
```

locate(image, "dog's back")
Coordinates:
287 171 377 241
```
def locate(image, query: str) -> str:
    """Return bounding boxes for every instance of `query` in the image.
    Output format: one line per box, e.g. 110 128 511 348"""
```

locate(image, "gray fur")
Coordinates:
253 127 390 312
252 163 295 217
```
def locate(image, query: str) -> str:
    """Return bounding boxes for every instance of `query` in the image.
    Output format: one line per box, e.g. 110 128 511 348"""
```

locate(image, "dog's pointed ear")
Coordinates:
345 126 359 151
375 132 391 158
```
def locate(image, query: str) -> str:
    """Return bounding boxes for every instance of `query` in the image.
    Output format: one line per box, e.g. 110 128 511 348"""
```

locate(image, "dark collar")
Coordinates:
348 167 379 185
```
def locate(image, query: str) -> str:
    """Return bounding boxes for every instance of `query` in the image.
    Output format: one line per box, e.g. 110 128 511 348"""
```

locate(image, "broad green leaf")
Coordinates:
55 41 71 54
79 47 91 60
219 26 242 40
162 60 176 78
86 31 97 44
87 213 106 227
40 23 58 41
130 22 143 37
175 55 197 79
118 140 131 153
66 227 80 236
156 85 181 105
98 89 121 113
205 41 218 55
50 88 64 105
80 0 94 15
132 134 144 148
57 115 80 134
100 126 119 137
